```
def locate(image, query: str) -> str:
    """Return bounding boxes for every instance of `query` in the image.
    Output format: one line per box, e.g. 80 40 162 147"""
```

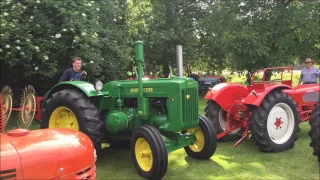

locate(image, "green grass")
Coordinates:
4 97 319 180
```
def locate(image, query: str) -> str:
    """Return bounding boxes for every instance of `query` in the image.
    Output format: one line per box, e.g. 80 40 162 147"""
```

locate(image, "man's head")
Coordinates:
305 58 312 68
72 57 82 71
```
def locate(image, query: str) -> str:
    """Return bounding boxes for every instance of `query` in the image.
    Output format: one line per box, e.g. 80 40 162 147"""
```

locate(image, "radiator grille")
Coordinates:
182 88 198 128
0 168 16 180
76 165 96 180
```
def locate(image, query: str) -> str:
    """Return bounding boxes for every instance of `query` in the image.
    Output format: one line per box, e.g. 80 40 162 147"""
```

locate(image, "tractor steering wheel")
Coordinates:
70 72 86 81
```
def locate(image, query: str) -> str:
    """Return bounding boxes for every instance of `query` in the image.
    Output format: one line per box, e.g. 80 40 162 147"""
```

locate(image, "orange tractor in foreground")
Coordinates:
0 93 97 179
204 66 319 153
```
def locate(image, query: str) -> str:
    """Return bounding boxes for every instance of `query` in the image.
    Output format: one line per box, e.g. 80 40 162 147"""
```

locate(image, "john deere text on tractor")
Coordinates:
204 66 319 152
40 41 218 180
0 94 97 180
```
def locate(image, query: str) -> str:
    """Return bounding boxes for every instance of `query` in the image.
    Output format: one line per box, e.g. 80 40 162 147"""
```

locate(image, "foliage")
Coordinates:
201 0 319 84
127 0 209 76
1 0 319 92
0 0 130 94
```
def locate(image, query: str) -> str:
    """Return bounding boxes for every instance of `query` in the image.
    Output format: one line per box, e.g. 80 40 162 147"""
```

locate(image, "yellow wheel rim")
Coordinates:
135 137 153 172
187 126 205 152
49 106 79 130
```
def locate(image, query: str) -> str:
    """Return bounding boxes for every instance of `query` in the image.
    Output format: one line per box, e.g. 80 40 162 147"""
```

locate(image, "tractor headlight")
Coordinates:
95 80 103 91
94 149 97 162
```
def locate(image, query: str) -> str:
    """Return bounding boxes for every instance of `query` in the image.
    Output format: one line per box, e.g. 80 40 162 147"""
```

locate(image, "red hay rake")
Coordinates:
0 94 4 134
1 85 43 130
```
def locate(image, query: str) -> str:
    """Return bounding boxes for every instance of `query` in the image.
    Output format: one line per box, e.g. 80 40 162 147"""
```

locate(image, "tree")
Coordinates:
0 0 130 94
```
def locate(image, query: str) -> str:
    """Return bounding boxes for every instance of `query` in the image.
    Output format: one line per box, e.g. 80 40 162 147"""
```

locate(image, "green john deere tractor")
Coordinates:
40 41 217 179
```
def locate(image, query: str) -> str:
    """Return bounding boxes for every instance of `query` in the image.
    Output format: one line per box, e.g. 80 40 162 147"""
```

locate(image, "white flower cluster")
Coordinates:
55 34 61 38
92 32 98 38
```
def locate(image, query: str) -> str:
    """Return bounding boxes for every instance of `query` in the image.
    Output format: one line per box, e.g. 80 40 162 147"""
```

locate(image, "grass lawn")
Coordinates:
4 96 319 180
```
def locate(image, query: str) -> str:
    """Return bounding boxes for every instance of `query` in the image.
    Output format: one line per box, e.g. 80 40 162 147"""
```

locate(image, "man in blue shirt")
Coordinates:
59 57 87 82
298 58 320 85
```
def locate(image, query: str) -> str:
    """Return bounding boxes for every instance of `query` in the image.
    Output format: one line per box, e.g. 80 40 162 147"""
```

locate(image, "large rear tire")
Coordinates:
308 100 320 162
184 115 217 159
41 89 105 150
131 125 168 180
250 90 299 152
205 100 243 142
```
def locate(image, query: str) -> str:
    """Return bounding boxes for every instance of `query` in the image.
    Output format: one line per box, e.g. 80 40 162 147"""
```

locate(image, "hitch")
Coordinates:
234 129 251 147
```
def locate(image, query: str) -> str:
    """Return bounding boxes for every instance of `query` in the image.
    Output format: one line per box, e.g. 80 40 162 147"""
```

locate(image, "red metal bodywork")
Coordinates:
283 84 319 122
204 83 250 111
35 96 43 121
0 128 96 180
204 66 319 146
1 93 96 179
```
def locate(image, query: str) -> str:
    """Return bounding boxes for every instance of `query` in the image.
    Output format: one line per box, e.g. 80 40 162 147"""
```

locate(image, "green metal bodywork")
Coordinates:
99 77 199 132
42 41 200 153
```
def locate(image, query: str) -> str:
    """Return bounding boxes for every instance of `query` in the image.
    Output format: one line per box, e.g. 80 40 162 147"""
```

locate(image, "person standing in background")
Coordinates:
298 58 320 85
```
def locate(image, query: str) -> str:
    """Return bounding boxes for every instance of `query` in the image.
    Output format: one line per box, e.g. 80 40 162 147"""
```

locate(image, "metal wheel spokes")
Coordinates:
18 85 36 129
1 86 13 127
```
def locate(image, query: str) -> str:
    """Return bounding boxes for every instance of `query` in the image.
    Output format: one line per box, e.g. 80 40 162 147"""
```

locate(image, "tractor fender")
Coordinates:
204 83 250 111
42 81 101 104
243 84 291 106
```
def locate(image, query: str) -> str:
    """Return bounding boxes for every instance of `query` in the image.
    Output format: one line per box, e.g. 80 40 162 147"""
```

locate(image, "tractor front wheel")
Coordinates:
41 89 105 150
184 115 217 159
131 125 168 180
250 90 299 152
308 100 320 162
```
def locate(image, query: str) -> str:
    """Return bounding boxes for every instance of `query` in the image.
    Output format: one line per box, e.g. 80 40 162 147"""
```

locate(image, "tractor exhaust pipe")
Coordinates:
133 40 150 120
134 41 144 99
176 45 183 77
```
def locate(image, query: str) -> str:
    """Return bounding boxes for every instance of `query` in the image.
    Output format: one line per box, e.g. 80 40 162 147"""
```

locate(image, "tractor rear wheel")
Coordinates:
184 115 217 159
131 125 168 180
308 100 320 162
205 100 243 142
250 90 299 152
41 89 105 150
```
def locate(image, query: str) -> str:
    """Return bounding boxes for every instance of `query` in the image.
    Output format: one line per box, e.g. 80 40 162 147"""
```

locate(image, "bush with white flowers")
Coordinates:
1 0 130 85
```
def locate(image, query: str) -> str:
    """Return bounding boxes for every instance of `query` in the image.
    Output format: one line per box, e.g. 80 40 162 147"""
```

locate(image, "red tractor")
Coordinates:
308 100 319 162
0 94 97 180
204 66 319 152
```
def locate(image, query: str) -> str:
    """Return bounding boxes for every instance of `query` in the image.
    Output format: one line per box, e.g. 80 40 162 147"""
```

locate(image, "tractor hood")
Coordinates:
5 128 95 179
100 76 198 97
198 77 219 82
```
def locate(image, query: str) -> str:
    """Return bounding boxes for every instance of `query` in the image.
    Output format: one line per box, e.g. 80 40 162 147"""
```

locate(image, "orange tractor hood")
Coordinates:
1 128 95 179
